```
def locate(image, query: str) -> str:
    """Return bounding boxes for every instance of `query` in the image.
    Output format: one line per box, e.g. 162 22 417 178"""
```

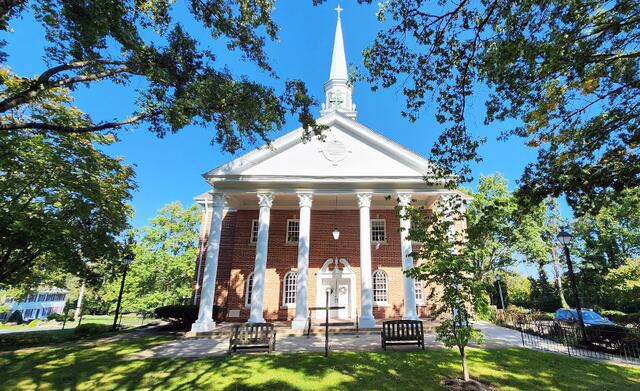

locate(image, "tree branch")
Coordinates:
0 59 127 113
0 111 159 133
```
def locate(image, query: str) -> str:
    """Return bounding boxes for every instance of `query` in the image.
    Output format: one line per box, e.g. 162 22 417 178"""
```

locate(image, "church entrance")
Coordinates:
315 258 356 320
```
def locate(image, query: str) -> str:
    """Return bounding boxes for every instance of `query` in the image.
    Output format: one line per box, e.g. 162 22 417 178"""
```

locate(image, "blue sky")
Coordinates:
5 1 549 231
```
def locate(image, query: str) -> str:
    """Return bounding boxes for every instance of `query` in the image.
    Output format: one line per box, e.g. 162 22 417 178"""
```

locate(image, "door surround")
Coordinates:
315 258 357 320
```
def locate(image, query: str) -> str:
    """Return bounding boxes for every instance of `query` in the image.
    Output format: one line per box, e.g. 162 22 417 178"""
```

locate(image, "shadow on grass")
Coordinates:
1 338 639 390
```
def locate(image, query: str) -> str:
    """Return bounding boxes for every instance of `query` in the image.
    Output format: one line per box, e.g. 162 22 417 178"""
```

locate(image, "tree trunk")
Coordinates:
460 347 470 381
74 280 86 319
550 247 569 308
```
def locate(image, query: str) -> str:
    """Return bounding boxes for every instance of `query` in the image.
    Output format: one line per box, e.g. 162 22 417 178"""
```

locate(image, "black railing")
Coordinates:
498 312 640 364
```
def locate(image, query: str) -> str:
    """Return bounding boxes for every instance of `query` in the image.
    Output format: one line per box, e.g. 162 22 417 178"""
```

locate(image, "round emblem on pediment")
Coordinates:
322 139 348 165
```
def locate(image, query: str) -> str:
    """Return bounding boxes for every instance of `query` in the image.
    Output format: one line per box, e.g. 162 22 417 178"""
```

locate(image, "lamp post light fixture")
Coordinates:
112 252 135 331
556 226 588 344
495 274 505 310
332 227 340 241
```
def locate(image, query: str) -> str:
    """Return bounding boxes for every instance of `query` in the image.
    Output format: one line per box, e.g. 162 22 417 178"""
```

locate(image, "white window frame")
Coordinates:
286 219 300 244
372 269 388 304
244 272 255 307
371 219 387 243
249 219 259 244
415 280 425 304
282 271 297 308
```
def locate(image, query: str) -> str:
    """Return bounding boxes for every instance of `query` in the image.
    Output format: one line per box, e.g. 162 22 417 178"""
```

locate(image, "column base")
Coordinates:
358 316 376 329
291 317 308 330
190 319 216 333
402 314 420 321
247 316 265 324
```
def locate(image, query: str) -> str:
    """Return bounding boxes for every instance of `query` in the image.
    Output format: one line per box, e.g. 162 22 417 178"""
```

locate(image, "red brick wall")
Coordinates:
193 208 435 321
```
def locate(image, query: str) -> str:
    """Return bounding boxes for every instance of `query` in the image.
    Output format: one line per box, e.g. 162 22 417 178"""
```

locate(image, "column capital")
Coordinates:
297 192 313 208
257 192 274 208
356 192 372 208
210 192 225 207
396 192 413 207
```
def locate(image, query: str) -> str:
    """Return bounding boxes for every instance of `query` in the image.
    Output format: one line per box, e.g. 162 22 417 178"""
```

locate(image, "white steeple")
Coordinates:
321 4 357 120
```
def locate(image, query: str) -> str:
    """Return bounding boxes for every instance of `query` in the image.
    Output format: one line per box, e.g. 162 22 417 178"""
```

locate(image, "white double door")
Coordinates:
320 277 350 320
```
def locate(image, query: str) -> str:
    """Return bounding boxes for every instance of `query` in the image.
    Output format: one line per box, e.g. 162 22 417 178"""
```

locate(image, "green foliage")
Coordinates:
465 174 518 283
73 323 113 338
0 126 135 286
349 0 640 213
404 193 484 381
7 310 23 324
504 274 532 308
102 202 200 313
529 273 561 313
603 259 640 313
474 292 496 323
46 313 65 322
27 319 40 327
154 304 199 329
573 189 640 310
0 1 322 147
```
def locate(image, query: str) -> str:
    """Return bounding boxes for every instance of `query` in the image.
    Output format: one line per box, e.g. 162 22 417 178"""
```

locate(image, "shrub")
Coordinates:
46 313 65 322
73 323 112 338
154 304 198 329
27 319 40 327
7 310 23 325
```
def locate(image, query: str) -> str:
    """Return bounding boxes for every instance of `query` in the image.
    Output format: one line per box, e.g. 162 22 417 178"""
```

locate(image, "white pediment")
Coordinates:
205 112 432 181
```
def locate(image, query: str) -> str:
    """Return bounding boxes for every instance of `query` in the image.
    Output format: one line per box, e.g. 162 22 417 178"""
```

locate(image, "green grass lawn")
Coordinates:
80 314 158 326
0 336 638 390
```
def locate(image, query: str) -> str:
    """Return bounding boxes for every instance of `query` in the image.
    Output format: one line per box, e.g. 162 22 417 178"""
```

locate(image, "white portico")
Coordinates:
190 7 459 333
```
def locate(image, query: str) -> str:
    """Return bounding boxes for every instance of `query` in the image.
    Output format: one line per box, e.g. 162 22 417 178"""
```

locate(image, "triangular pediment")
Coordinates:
205 112 432 180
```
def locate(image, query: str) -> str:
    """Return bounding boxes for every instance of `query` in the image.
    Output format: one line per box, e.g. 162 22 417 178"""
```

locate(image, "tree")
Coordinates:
102 202 200 313
572 187 640 309
0 104 135 286
604 258 640 313
1 1 321 150
405 194 483 382
341 0 640 214
464 174 518 283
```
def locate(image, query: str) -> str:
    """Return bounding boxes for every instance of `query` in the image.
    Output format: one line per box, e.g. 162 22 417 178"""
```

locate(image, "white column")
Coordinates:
248 192 273 323
398 192 419 320
292 193 313 329
191 193 225 332
357 192 376 328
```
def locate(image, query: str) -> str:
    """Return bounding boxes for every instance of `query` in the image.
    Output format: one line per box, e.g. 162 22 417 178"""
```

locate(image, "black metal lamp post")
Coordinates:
495 274 505 310
112 252 135 331
557 226 588 344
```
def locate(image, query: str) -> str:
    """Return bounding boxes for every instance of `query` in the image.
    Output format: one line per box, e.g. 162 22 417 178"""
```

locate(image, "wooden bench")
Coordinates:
228 322 277 354
381 320 424 351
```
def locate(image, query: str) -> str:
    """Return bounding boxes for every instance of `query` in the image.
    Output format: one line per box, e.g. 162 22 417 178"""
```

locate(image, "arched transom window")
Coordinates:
372 269 388 303
245 272 254 306
283 271 297 306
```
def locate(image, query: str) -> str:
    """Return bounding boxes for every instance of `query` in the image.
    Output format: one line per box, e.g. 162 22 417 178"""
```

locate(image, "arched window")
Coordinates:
245 272 254 306
283 271 297 306
372 270 388 303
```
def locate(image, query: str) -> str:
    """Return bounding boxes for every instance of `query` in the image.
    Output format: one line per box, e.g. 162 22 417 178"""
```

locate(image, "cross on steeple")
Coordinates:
334 4 343 19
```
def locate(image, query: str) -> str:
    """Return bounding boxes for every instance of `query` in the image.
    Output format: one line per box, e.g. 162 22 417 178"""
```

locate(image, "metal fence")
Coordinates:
498 312 640 364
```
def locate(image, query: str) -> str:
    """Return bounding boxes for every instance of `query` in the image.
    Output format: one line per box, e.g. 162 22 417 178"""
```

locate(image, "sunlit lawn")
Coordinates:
1 335 639 390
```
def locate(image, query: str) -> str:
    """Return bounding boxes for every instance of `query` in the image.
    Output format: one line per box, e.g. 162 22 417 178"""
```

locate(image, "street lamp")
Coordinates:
332 227 340 240
112 252 135 331
556 226 588 344
495 275 505 310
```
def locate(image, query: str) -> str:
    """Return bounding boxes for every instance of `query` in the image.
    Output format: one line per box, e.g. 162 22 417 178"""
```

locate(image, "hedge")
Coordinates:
154 304 223 329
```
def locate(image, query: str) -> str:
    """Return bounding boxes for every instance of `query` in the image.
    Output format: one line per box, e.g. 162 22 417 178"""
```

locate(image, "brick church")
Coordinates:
190 8 466 333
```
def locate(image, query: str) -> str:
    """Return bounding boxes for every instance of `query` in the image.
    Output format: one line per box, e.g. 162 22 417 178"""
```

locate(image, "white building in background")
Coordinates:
2 288 68 321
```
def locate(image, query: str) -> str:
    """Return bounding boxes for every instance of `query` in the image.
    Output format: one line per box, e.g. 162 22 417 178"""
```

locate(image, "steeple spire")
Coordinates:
329 4 348 80
321 3 357 120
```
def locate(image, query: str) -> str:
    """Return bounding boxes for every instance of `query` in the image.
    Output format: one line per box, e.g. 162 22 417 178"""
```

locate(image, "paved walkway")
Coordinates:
129 321 523 359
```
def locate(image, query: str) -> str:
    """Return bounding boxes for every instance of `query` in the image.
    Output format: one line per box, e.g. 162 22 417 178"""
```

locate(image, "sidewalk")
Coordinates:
129 321 522 359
